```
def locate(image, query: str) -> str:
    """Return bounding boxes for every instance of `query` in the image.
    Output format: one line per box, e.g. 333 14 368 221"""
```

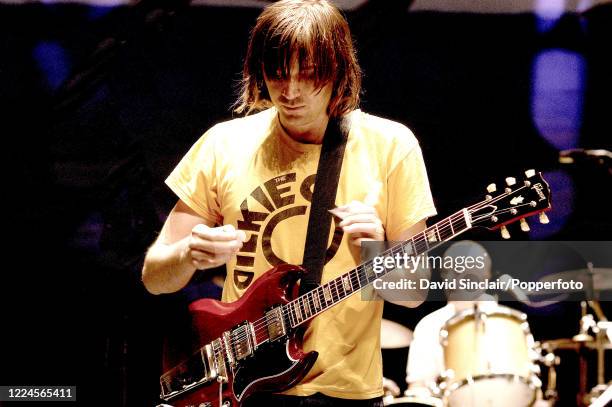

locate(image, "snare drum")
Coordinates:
440 304 540 407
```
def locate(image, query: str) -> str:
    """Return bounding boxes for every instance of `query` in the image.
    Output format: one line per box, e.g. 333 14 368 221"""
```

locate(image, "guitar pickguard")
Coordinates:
233 339 302 400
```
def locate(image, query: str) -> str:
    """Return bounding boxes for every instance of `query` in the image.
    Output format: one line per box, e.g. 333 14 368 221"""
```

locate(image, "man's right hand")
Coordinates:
185 224 247 270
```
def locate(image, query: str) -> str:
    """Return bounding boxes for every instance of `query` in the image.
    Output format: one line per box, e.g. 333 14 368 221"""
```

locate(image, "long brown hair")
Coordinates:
235 0 361 118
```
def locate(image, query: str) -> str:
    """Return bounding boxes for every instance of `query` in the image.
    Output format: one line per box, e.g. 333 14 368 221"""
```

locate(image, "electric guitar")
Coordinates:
158 170 551 407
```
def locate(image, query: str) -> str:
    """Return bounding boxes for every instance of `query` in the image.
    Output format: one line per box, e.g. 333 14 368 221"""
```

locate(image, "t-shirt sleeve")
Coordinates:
165 126 223 224
385 139 437 240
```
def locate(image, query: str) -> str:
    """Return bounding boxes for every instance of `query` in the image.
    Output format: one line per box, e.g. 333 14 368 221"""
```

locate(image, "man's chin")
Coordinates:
279 112 307 126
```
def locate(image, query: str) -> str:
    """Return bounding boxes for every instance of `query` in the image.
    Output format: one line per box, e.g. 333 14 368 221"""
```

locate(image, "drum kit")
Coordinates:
382 267 612 407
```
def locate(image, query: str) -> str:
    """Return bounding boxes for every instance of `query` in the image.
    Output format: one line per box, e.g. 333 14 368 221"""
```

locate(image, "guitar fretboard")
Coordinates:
283 209 470 327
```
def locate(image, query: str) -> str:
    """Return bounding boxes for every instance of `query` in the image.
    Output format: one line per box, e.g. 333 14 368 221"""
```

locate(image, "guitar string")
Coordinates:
212 184 540 361
230 210 467 343
207 196 542 378
206 211 466 363
231 208 489 344
228 184 534 345
167 183 544 383
226 191 529 351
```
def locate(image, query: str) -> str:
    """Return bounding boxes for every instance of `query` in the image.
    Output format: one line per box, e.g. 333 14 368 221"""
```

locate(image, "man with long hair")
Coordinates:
143 1 436 405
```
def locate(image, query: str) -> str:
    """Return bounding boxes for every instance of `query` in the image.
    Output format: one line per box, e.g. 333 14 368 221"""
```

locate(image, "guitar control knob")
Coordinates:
505 177 516 186
501 225 511 239
525 169 536 178
520 218 530 232
487 183 497 193
539 212 550 224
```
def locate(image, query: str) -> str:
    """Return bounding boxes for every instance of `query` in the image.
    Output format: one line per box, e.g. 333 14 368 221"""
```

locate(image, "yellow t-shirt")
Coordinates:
165 107 437 399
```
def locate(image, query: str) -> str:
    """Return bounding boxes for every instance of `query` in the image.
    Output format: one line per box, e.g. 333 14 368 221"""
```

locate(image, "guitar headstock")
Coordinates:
469 169 552 238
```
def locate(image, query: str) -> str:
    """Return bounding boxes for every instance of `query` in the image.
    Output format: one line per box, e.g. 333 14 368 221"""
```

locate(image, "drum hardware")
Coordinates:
537 266 612 292
536 347 561 403
538 300 610 407
586 318 611 405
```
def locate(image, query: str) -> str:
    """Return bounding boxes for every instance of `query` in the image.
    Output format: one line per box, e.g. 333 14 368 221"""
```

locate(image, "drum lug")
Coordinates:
439 329 448 347
440 368 454 383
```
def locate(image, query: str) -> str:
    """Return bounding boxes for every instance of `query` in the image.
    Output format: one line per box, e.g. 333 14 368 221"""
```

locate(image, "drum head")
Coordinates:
383 395 443 407
447 376 536 407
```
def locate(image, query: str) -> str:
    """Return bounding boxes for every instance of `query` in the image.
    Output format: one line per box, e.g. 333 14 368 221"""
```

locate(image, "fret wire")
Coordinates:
296 297 302 323
331 278 339 302
358 264 368 287
320 285 326 308
302 292 308 317
291 302 298 326
324 283 332 305
320 286 325 310
308 291 314 316
287 303 294 327
336 277 344 300
307 290 314 315
339 276 347 297
313 287 320 312
327 280 334 304
294 298 301 323
303 292 310 317
332 277 340 300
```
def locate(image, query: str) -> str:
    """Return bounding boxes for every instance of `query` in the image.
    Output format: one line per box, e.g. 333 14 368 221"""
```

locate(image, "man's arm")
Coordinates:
142 200 245 295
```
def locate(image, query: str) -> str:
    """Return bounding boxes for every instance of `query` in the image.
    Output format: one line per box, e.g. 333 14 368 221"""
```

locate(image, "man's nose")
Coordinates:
281 77 301 100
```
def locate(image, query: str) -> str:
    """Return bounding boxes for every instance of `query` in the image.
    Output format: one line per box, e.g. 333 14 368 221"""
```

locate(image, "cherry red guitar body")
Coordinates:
165 264 318 407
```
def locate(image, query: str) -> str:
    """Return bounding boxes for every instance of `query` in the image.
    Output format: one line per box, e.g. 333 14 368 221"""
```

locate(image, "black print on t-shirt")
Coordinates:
233 172 343 289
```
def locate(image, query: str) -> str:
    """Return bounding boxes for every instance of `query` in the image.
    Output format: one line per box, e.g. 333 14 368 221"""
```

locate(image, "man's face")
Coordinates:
263 55 333 136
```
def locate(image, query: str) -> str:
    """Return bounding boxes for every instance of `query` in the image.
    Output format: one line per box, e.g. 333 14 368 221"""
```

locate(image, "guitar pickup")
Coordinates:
231 322 255 361
265 306 287 341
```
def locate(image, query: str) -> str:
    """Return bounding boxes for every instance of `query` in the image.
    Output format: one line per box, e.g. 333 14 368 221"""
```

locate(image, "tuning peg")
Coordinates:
539 212 550 224
525 169 536 178
505 177 516 186
487 183 497 193
520 218 530 232
501 225 511 239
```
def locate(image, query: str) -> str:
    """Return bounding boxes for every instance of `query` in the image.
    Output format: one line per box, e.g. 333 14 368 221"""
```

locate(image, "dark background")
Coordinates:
1 1 610 406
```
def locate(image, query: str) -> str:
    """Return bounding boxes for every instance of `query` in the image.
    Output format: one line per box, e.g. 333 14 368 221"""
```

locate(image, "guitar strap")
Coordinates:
299 116 349 296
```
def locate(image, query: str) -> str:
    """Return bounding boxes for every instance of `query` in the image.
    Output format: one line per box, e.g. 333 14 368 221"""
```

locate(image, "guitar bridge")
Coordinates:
265 306 287 341
159 343 217 401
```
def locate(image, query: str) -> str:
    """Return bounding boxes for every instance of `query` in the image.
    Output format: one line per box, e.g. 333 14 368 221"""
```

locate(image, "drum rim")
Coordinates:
443 305 527 330
439 305 532 345
445 373 538 404
383 395 444 407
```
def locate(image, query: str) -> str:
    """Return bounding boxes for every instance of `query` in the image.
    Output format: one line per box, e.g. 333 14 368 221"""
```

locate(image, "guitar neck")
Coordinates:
283 209 472 328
